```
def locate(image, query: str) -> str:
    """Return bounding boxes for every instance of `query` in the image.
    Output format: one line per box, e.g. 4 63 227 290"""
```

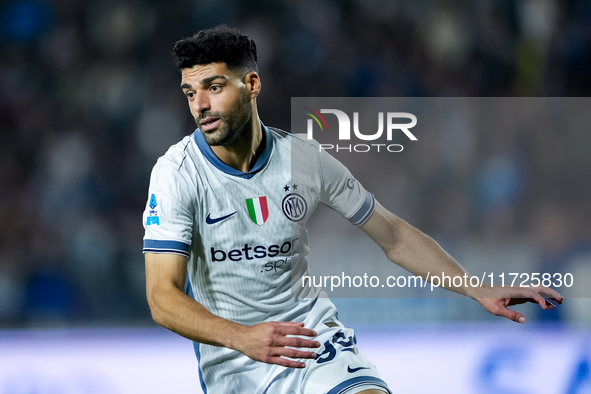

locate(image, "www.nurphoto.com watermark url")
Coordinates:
302 272 574 292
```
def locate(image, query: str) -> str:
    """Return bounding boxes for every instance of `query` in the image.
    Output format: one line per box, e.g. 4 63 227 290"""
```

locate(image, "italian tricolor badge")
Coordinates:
246 196 269 225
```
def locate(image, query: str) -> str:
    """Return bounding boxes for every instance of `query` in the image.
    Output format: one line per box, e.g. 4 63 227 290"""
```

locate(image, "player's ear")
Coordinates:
244 71 261 99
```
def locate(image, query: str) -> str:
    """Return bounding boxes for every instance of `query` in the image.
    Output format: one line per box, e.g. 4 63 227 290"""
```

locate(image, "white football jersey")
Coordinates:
142 124 375 393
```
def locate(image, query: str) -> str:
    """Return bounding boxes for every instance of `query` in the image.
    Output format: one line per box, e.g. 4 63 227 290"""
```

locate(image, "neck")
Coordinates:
211 102 263 173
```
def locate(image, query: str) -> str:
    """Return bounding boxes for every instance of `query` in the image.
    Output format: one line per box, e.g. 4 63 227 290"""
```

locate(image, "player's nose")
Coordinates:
193 90 210 113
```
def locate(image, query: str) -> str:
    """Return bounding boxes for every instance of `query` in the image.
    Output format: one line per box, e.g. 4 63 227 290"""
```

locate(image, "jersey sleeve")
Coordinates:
142 159 194 257
318 150 376 226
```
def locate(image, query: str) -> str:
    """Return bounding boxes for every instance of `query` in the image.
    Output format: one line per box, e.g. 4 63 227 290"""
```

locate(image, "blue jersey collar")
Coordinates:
193 123 273 179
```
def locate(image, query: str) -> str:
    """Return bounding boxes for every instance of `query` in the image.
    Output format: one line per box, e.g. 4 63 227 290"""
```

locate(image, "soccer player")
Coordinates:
143 25 563 394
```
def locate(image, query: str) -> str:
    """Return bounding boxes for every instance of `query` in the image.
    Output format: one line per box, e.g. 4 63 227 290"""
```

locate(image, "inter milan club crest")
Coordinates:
245 196 269 225
282 193 307 222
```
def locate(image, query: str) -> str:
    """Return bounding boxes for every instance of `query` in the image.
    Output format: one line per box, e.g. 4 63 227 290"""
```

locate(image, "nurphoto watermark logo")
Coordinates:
303 107 417 153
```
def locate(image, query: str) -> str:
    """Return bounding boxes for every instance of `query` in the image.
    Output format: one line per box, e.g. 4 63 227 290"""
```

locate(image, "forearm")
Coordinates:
362 203 563 323
386 221 473 296
145 253 246 349
148 282 245 349
360 203 474 297
145 252 320 368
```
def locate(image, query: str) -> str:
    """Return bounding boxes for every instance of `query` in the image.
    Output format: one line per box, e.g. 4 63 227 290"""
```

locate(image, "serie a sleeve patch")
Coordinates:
146 192 161 225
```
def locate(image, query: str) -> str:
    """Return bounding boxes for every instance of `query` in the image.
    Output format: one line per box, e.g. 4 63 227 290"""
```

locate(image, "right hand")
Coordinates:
232 321 321 368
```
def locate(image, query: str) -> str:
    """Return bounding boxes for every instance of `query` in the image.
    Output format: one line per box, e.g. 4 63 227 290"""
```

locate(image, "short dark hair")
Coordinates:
172 25 258 72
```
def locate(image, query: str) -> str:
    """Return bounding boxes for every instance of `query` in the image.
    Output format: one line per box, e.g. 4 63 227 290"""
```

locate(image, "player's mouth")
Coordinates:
200 117 221 132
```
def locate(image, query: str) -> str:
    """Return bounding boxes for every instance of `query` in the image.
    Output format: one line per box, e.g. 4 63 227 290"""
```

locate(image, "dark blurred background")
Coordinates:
1 0 591 328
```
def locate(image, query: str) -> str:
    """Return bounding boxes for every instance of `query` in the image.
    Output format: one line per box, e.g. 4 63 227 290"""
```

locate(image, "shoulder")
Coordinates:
149 134 196 190
155 134 194 170
266 126 321 155
265 126 328 186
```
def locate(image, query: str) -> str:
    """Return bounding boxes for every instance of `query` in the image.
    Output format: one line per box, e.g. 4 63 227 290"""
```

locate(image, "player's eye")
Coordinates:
185 91 195 99
210 85 222 92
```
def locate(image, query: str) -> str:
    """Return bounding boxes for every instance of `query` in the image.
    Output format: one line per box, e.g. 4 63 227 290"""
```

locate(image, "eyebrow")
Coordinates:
180 75 229 89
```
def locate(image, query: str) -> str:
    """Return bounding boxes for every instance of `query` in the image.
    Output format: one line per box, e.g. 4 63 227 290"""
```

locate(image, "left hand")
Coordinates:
471 285 564 323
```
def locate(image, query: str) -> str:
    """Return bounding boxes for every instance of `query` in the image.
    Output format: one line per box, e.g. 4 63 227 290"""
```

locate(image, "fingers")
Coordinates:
505 290 546 310
270 322 321 349
532 293 548 310
534 287 564 304
493 304 527 324
256 321 321 368
508 287 563 310
529 290 563 310
273 346 318 360
479 285 564 325
524 286 564 312
260 345 317 369
276 336 321 349
544 299 557 309
276 322 318 337
261 327 319 368
269 356 306 369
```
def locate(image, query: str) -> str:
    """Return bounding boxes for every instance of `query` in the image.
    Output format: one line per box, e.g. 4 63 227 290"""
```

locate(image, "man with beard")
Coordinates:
142 25 563 394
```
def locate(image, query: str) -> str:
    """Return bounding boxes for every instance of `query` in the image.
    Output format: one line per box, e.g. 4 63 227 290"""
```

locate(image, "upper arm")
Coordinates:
317 149 375 225
145 253 189 306
142 159 195 257
358 201 406 258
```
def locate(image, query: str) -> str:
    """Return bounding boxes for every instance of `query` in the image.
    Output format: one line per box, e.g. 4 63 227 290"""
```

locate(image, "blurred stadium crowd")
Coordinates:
0 0 590 327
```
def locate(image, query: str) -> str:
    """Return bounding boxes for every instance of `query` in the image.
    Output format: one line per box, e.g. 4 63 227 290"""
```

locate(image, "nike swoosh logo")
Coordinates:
206 212 237 224
347 366 371 373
